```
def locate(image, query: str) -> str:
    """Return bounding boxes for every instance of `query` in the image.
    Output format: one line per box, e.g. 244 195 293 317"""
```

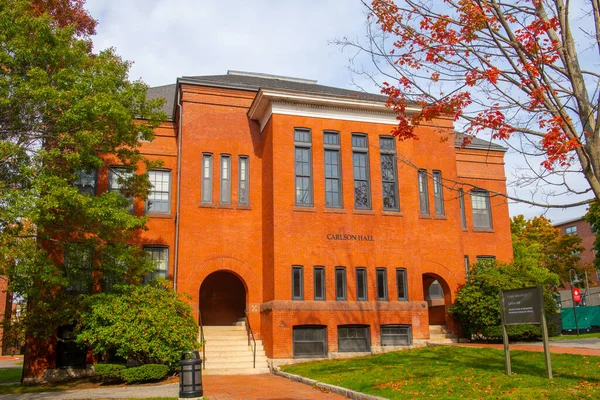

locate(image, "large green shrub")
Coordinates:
94 363 126 383
76 283 199 368
122 364 169 383
449 259 559 341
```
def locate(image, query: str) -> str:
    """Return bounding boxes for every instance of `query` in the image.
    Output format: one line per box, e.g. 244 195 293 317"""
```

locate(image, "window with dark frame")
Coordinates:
565 226 578 235
75 170 97 195
314 266 325 301
356 268 368 301
380 137 399 210
293 326 327 358
238 156 249 205
108 167 134 213
201 154 213 204
220 154 231 204
294 129 313 206
324 131 342 208
476 255 496 265
464 255 470 277
292 266 304 300
471 190 492 229
376 268 388 301
380 325 412 346
418 169 429 215
338 325 370 352
459 188 467 229
432 170 444 216
56 325 87 368
144 246 169 283
335 267 347 300
64 243 93 293
352 134 371 209
396 268 407 301
146 170 171 214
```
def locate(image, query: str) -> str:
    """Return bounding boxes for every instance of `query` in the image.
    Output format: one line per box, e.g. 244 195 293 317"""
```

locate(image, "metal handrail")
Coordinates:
199 311 205 369
244 310 256 368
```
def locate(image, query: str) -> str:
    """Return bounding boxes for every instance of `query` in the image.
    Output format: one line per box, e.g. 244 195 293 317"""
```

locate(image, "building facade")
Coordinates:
24 71 513 378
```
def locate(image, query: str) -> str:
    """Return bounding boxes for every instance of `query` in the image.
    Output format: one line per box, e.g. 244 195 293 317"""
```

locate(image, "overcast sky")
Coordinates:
85 0 589 224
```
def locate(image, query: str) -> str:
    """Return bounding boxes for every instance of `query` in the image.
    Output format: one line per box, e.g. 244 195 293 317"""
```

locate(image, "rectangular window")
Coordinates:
356 268 368 301
471 190 492 229
292 266 304 300
352 134 371 209
459 188 467 229
201 154 213 204
314 267 325 301
220 155 231 204
108 167 134 212
338 325 370 352
432 170 444 216
324 131 342 208
144 246 169 282
295 129 313 206
64 243 93 293
56 326 87 368
146 170 171 214
565 226 578 235
418 169 429 215
335 267 346 300
396 268 407 301
380 137 399 210
238 156 249 205
75 170 97 195
376 268 388 301
476 255 496 265
464 256 470 277
380 325 412 346
293 326 327 358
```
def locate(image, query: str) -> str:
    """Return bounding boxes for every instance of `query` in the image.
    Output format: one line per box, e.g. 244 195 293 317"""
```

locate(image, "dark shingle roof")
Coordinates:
454 132 507 152
180 72 390 103
146 84 177 120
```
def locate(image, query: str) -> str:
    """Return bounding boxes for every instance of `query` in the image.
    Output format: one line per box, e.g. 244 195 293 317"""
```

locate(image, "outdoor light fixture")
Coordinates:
179 350 203 399
569 269 582 337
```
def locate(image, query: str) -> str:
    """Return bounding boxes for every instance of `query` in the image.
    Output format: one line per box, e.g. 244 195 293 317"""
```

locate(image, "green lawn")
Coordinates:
549 332 600 340
281 346 600 399
0 367 21 383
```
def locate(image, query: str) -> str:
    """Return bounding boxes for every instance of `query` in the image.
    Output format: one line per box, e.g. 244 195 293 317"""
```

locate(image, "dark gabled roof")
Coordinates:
146 84 177 121
180 71 390 103
454 132 507 152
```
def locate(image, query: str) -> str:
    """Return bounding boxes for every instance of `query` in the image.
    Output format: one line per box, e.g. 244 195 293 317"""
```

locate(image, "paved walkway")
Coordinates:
0 374 346 400
455 338 600 356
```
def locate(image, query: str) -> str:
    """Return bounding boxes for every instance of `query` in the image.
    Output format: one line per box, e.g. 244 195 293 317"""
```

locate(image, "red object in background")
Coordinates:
573 288 582 303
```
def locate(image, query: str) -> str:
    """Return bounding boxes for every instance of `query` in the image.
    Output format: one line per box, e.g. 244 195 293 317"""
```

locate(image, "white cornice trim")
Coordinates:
249 89 417 131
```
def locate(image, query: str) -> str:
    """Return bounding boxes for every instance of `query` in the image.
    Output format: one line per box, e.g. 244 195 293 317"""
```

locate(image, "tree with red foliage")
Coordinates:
339 0 600 207
30 0 96 37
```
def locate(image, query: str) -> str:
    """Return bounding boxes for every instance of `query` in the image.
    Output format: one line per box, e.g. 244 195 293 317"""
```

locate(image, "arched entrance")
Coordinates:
200 270 246 326
422 274 451 326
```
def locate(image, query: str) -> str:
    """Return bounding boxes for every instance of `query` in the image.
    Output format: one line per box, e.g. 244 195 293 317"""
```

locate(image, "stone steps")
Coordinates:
429 325 458 344
203 367 271 376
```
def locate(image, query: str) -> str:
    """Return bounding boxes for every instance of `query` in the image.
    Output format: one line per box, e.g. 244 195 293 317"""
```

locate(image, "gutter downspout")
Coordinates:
173 83 183 292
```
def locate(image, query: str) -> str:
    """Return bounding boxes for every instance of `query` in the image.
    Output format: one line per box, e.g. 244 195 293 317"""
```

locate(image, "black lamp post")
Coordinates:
179 350 203 399
569 269 582 337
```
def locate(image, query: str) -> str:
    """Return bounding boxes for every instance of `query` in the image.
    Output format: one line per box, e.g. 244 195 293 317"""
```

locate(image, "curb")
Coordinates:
273 368 388 400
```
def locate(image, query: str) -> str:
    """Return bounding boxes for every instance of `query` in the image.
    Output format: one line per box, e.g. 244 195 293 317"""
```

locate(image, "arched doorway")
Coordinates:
422 274 451 326
200 270 246 326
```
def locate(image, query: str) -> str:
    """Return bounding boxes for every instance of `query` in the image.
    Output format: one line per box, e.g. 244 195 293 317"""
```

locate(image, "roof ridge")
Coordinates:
227 70 318 85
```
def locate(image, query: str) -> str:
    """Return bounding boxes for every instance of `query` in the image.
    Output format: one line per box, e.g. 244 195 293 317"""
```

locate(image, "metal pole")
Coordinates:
499 291 511 376
570 270 580 337
539 287 553 379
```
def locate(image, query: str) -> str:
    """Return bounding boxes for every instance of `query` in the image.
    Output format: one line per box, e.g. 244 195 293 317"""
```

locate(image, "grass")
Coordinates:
0 367 22 383
549 332 600 340
281 346 600 399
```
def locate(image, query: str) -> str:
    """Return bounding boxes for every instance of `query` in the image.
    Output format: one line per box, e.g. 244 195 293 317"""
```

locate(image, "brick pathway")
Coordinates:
203 374 346 400
455 342 600 356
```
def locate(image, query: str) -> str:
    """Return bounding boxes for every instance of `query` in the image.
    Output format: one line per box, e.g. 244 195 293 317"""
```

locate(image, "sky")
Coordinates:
85 0 590 224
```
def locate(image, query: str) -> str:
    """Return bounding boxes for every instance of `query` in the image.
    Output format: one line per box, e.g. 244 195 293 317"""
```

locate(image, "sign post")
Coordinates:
499 286 552 379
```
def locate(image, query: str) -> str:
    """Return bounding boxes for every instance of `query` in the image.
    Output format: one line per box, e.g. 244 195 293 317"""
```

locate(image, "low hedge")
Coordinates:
94 363 126 383
121 364 169 383
94 363 169 384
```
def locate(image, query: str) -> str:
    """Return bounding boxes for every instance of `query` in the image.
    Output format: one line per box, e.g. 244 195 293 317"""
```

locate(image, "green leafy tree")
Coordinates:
76 283 199 368
0 0 165 339
511 215 586 282
584 202 600 269
450 258 559 340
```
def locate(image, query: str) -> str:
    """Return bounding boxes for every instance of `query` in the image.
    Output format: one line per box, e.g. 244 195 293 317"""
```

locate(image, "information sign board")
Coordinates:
501 287 543 325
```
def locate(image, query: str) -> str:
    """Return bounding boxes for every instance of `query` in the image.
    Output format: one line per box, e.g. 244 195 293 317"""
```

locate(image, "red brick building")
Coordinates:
23 71 513 379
